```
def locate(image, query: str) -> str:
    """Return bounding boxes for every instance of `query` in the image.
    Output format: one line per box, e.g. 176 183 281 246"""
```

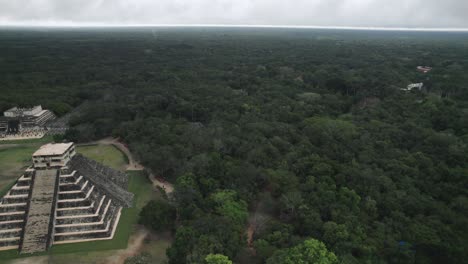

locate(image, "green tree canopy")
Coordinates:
205 253 233 264
139 200 176 232
267 238 339 264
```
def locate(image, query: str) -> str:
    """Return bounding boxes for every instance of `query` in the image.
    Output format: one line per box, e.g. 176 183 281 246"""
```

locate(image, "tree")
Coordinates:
205 254 233 264
267 238 339 264
139 200 176 232
210 190 248 225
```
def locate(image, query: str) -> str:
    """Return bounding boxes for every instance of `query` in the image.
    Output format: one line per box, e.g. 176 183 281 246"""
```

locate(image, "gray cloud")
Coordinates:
0 0 467 28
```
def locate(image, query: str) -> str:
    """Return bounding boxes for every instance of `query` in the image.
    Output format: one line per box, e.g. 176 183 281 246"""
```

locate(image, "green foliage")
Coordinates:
210 190 248 225
267 239 339 264
205 253 233 264
2 29 468 264
139 200 176 232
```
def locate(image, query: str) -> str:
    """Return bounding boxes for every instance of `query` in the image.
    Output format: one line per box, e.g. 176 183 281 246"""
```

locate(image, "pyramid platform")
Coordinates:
0 143 134 254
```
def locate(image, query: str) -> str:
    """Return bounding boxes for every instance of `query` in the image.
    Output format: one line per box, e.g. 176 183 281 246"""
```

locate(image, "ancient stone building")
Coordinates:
0 105 56 134
0 143 134 254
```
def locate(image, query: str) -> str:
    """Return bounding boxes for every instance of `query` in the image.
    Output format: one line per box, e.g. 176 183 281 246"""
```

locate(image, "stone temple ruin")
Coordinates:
0 105 56 132
0 143 133 254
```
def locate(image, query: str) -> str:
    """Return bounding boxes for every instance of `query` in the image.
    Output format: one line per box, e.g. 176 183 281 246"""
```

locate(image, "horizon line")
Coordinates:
1 23 468 32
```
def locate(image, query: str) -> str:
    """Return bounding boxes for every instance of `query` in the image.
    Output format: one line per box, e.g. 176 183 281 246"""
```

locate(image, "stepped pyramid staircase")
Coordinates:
0 145 133 254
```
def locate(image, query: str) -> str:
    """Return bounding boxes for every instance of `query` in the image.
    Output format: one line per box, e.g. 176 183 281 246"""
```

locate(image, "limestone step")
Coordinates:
0 211 25 217
55 221 111 237
56 201 95 211
58 186 94 203
56 196 103 217
0 219 24 229
12 184 30 190
1 196 28 204
58 191 86 200
0 229 22 239
4 193 28 199
56 199 92 209
0 212 25 222
55 221 108 233
16 180 31 187
59 176 83 187
58 181 91 200
8 188 30 196
0 203 27 213
59 171 77 184
18 175 32 182
55 199 113 231
54 207 121 244
0 245 19 251
56 199 110 225
0 228 22 234
0 203 27 207
59 181 89 194
0 237 20 251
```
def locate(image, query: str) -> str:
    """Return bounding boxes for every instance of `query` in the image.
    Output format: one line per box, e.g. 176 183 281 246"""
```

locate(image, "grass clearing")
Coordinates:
76 144 128 171
0 146 38 191
0 136 54 145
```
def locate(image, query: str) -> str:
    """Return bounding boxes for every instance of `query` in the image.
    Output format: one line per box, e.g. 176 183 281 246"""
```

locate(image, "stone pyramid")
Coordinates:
0 143 133 254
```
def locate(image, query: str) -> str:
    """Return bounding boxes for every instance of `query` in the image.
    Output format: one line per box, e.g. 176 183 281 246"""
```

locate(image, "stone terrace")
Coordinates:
0 173 33 251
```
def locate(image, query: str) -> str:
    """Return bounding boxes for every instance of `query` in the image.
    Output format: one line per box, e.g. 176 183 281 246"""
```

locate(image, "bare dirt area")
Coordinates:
100 227 149 264
9 256 49 264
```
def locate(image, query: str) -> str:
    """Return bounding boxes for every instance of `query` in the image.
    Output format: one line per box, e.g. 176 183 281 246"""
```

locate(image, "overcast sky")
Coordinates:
0 0 467 29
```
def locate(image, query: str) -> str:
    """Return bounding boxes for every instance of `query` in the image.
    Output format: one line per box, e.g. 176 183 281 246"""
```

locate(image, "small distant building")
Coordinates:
0 105 56 134
402 83 424 92
417 66 432 73
32 143 76 169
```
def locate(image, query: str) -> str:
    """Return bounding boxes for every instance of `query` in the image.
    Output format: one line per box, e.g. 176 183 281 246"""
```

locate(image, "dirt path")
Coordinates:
246 200 272 254
246 203 259 252
78 137 174 194
148 172 174 194
9 256 49 264
100 227 149 264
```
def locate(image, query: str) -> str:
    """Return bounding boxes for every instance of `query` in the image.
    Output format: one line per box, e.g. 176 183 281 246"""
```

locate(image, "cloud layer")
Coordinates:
0 0 467 28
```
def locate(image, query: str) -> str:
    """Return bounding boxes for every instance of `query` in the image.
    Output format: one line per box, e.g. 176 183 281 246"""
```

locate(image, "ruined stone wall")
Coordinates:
68 154 133 208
